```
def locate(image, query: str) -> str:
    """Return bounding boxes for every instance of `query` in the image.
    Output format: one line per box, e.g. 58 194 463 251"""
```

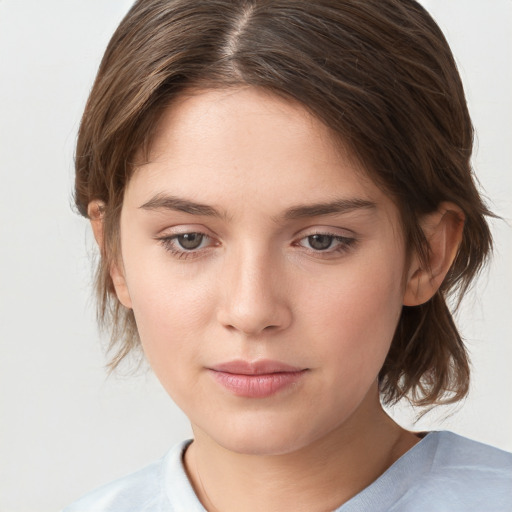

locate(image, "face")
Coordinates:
115 87 411 455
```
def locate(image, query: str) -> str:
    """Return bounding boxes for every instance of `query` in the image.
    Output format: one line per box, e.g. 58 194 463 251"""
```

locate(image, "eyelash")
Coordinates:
156 231 357 260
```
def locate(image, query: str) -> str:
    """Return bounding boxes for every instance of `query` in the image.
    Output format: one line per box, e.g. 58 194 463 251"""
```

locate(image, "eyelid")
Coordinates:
155 223 218 237
293 225 357 239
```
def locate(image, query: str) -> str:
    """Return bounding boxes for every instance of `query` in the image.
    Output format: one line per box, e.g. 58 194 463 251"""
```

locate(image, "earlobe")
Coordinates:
403 202 464 306
87 200 133 309
110 262 133 309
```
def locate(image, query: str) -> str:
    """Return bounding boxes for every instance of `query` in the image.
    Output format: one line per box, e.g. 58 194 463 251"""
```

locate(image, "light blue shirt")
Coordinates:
63 431 512 511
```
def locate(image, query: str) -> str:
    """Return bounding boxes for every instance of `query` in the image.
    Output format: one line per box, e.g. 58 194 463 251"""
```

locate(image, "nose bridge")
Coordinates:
217 242 291 335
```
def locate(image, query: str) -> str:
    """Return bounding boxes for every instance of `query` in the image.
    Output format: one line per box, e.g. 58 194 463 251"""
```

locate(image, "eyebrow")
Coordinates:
139 194 226 218
139 194 376 220
282 198 377 219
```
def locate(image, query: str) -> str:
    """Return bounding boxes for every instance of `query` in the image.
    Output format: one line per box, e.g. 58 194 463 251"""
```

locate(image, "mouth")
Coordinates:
207 359 308 398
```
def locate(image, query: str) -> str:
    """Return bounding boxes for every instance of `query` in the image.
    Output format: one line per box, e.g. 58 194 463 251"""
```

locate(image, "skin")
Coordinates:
90 87 463 512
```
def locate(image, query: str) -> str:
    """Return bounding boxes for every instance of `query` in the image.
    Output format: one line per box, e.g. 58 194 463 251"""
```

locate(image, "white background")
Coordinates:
0 1 510 511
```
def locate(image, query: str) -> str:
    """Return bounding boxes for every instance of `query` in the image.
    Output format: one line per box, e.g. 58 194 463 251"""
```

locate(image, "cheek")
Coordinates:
122 252 215 373
298 252 405 369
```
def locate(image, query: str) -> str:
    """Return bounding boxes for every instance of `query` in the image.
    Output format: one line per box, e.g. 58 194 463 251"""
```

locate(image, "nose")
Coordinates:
216 247 292 336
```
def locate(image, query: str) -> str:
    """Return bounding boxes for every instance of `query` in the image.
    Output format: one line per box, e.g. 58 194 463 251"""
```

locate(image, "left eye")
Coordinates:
298 234 354 252
305 234 335 251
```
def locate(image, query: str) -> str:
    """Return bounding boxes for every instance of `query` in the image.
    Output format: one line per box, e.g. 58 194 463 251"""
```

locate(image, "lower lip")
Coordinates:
209 370 306 398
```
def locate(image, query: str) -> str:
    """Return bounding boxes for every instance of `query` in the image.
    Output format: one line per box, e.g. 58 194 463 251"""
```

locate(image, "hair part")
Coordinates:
75 0 493 406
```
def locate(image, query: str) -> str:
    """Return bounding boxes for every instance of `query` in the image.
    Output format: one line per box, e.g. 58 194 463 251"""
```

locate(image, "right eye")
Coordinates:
174 233 206 250
157 232 213 259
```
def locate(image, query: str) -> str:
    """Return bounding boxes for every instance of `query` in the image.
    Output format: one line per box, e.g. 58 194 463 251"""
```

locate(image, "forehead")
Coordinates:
126 87 397 222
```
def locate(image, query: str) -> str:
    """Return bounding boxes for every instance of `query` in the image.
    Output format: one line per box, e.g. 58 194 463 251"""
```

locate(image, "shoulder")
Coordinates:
427 431 512 479
394 431 512 512
62 441 193 512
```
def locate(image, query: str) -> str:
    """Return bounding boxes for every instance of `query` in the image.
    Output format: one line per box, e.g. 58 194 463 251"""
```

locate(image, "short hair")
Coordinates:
75 0 493 407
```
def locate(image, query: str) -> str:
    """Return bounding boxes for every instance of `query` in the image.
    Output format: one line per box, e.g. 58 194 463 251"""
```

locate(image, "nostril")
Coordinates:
218 309 291 336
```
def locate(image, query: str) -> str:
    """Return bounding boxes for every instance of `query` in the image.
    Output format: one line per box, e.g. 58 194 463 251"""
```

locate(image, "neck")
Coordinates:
184 390 419 512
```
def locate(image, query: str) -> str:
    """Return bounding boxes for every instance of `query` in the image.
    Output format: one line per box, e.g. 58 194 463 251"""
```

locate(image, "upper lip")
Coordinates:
209 359 305 375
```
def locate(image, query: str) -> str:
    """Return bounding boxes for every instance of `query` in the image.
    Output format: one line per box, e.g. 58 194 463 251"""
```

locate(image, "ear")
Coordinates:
88 200 105 247
87 201 132 309
403 202 464 306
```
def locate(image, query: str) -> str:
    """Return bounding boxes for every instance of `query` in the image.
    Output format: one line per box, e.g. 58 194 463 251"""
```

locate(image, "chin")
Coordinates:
199 412 333 457
219 433 309 457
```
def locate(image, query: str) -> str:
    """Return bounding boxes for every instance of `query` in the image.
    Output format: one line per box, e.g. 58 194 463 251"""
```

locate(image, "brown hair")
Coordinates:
75 0 493 407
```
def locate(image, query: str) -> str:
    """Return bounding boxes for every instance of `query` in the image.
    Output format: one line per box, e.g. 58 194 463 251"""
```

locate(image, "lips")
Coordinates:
208 360 307 398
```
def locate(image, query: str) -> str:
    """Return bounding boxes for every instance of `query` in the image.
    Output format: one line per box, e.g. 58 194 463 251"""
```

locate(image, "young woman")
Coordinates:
64 0 511 510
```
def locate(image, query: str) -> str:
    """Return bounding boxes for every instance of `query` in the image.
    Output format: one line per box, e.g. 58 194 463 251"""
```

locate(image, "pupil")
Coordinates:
178 233 203 250
309 234 333 250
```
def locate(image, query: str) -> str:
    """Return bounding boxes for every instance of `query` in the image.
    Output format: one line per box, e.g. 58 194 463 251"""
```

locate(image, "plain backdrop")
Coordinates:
0 1 510 511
